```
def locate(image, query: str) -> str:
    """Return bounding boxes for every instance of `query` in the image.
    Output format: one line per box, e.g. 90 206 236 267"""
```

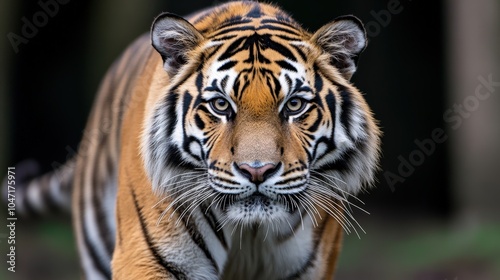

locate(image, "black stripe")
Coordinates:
198 202 228 250
257 25 301 36
194 113 205 130
212 176 240 185
306 105 323 133
277 176 306 186
276 207 306 244
319 148 355 172
204 78 220 92
164 92 179 137
182 91 205 160
218 36 249 61
81 96 115 274
220 75 229 90
276 34 302 42
247 3 262 18
182 91 193 131
175 202 219 273
209 162 234 176
203 45 223 65
283 214 329 280
313 136 335 163
210 180 239 190
315 138 367 172
255 49 271 64
198 105 220 124
184 137 204 162
282 165 305 176
293 78 312 93
261 34 297 61
260 19 299 30
294 103 315 124
325 90 337 141
233 73 250 100
265 73 281 99
233 73 245 99
291 44 308 62
81 221 112 279
165 144 198 170
218 18 253 30
167 64 201 96
210 34 238 42
210 25 255 38
218 37 244 61
78 174 111 279
314 70 323 93
195 72 204 93
276 60 297 72
217 60 237 71
339 89 354 141
130 187 188 280
92 131 115 257
284 74 292 89
303 131 316 142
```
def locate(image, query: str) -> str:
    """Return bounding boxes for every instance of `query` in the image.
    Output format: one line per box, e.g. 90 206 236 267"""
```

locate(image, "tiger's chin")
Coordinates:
224 194 294 226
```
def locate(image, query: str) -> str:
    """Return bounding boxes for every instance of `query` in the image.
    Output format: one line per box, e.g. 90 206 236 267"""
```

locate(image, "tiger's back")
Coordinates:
72 33 155 279
8 1 381 279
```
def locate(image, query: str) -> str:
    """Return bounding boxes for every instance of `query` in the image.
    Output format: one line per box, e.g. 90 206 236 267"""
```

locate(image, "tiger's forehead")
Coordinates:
199 21 315 112
191 1 304 36
202 39 313 113
187 2 320 113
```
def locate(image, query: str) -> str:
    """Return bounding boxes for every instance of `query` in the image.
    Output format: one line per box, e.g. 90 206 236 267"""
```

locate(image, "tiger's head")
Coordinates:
142 2 381 227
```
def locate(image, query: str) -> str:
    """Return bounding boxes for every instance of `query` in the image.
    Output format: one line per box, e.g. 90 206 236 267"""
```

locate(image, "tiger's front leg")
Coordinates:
111 167 225 280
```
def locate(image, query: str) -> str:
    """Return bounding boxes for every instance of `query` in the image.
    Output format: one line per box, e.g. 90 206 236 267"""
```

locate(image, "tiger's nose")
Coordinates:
236 163 279 184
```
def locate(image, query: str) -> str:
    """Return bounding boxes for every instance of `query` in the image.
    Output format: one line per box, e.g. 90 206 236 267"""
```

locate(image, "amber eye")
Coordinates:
285 98 305 114
210 98 231 115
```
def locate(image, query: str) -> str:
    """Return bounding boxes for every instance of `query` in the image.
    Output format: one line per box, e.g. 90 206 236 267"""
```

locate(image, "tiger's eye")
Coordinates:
286 98 303 113
212 98 229 113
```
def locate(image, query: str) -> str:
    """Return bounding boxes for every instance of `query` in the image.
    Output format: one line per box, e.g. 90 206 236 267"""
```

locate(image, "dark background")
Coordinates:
1 0 499 279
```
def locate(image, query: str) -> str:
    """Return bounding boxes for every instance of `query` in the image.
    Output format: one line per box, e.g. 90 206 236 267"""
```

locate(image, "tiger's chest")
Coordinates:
221 218 315 280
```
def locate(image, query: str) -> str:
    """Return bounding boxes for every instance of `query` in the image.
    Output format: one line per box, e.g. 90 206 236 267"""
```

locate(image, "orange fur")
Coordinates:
109 2 379 279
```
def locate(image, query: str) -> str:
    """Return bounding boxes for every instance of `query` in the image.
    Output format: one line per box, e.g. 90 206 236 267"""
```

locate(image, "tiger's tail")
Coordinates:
2 159 74 217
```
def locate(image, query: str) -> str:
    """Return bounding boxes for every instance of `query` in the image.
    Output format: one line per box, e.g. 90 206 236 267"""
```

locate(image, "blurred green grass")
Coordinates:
0 216 78 280
338 215 500 279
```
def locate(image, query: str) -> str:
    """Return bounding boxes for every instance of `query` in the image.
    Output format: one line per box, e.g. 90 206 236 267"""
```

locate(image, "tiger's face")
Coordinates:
144 3 380 227
194 35 323 223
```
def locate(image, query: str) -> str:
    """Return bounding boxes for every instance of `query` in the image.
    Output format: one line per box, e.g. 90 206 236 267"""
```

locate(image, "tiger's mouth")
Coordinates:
219 191 280 208
240 193 273 208
219 189 302 225
245 192 267 201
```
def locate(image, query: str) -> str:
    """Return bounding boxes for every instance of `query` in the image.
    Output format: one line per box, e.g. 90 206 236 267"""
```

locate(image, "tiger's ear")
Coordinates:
311 16 367 80
151 13 204 76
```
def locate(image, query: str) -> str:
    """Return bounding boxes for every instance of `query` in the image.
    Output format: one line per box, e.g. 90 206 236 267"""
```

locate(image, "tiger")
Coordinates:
6 1 381 279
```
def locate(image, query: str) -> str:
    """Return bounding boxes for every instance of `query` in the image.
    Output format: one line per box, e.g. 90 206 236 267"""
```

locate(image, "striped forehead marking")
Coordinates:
190 3 316 113
209 18 302 40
